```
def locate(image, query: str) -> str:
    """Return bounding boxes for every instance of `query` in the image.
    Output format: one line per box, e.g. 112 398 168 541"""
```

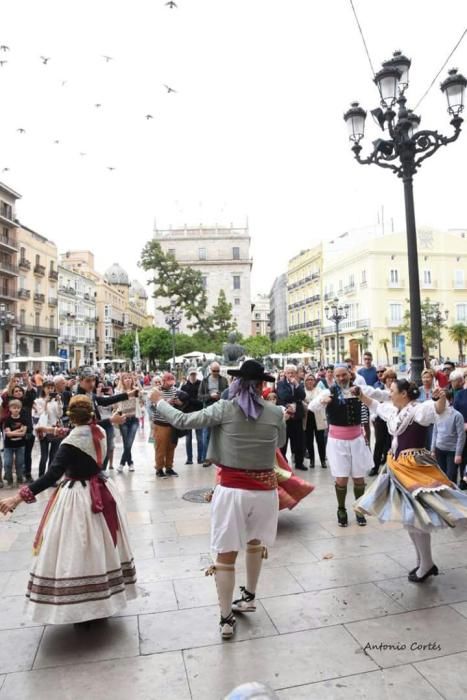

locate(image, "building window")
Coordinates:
232 247 240 260
255 312 260 320
392 332 405 349
201 275 207 289
234 297 240 305
20 309 26 325
361 270 367 284
20 246 26 260
389 303 403 322
256 322 260 329
456 303 467 322
389 269 399 285
35 254 40 266
454 270 465 288
233 275 241 290
168 249 176 258
49 340 56 354
199 248 207 260
423 270 432 285
33 338 41 353
35 312 40 328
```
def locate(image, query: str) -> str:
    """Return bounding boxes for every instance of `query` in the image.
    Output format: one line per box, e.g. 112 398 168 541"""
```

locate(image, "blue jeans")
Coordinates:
3 446 25 482
435 448 459 483
119 416 139 465
201 428 211 462
186 429 204 463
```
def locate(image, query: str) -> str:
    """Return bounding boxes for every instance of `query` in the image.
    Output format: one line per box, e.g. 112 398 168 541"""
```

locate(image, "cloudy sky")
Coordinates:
1 0 467 296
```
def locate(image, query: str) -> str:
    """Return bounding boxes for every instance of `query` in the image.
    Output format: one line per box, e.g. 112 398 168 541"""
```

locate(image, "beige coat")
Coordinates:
304 387 328 431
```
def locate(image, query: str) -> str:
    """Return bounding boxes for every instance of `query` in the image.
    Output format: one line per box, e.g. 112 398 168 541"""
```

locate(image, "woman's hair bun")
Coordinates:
67 395 94 425
408 383 420 400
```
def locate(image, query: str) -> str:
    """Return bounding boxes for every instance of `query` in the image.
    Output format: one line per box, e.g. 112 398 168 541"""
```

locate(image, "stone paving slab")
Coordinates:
414 650 467 699
276 664 444 699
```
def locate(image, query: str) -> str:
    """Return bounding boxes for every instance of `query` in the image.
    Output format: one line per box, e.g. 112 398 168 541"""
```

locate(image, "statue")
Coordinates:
223 332 245 365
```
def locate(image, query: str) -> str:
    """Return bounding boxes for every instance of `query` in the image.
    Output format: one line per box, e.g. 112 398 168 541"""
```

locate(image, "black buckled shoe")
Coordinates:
408 564 439 583
337 508 348 527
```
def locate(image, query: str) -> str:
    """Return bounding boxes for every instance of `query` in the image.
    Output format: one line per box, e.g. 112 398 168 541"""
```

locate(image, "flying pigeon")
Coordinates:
0 60 7 67
79 152 87 157
163 84 176 93
102 55 113 63
166 1 177 7
107 166 116 171
53 140 60 144
95 103 102 108
2 167 10 172
145 114 154 120
17 128 26 134
40 56 51 65
0 45 9 52
61 80 67 87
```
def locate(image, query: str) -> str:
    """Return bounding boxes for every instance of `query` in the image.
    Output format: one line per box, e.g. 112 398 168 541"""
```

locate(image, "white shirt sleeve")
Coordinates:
414 399 437 426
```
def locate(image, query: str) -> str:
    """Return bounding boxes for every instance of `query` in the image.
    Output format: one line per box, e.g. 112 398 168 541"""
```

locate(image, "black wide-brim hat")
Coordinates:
227 359 275 383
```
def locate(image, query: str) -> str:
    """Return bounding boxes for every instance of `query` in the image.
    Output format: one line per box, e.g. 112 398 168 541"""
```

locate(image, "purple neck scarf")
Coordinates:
228 378 263 420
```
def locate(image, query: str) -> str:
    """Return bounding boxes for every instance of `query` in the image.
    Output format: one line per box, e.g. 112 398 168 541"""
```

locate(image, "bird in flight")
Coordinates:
79 152 87 157
0 45 9 52
17 128 26 134
53 140 60 144
102 55 113 63
166 1 177 7
2 167 10 172
163 84 176 93
94 103 102 108
145 114 154 120
40 56 51 65
61 80 67 87
0 60 7 67
107 166 116 171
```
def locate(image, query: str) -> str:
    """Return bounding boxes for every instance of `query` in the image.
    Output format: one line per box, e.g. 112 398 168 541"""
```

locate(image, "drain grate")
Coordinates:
182 488 212 503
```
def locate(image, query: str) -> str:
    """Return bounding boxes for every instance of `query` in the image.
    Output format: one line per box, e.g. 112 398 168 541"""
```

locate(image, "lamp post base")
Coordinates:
409 355 424 385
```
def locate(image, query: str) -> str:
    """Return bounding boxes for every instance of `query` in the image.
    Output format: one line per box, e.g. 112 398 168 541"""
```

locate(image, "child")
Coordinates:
3 399 27 486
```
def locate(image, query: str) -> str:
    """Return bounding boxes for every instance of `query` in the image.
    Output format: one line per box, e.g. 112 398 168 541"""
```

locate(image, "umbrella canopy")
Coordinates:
5 356 35 363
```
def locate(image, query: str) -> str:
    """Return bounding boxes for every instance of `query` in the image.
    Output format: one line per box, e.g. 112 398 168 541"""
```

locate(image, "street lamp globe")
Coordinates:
440 68 467 117
407 111 421 138
374 64 402 108
343 102 367 143
384 50 411 93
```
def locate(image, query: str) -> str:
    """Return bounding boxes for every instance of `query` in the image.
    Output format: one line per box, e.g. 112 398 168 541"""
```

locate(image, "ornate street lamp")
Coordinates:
325 298 349 362
0 303 15 377
165 301 182 371
344 51 466 383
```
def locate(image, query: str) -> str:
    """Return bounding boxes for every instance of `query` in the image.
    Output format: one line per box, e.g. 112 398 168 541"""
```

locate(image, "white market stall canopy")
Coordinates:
96 358 127 365
5 355 70 364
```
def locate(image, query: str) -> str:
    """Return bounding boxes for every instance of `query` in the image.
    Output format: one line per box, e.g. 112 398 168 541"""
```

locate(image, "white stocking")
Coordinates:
212 562 235 618
246 543 265 595
408 527 433 577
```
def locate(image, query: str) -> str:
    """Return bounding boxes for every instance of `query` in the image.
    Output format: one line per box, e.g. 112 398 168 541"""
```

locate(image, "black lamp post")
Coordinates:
165 301 182 371
434 304 449 361
325 297 349 362
344 51 466 384
0 303 15 377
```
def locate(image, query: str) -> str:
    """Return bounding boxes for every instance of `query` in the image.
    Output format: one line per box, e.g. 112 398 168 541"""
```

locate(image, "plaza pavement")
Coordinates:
1 427 467 699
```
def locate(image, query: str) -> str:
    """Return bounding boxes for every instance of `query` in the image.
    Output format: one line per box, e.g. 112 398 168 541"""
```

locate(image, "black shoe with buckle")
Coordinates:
337 508 348 527
408 564 439 583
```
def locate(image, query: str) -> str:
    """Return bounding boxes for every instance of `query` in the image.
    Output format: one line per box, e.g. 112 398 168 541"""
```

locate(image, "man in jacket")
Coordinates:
181 368 203 465
276 364 306 470
197 361 228 466
151 360 285 641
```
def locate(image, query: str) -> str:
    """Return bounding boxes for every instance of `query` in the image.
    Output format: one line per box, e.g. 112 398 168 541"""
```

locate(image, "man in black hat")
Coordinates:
150 360 286 640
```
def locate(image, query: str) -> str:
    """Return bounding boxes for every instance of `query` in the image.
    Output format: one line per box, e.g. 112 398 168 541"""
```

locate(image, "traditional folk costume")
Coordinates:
310 377 373 526
18 424 137 624
355 397 467 582
154 360 286 639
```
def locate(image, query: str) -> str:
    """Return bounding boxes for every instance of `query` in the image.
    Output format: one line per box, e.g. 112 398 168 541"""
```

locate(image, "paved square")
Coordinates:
1 428 467 698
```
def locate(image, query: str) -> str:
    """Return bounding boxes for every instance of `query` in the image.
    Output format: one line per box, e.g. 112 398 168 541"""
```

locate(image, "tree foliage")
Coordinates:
274 333 315 355
242 335 274 359
398 298 447 364
448 323 467 362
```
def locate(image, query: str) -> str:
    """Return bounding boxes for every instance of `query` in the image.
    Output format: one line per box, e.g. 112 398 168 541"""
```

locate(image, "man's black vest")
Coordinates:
326 384 362 426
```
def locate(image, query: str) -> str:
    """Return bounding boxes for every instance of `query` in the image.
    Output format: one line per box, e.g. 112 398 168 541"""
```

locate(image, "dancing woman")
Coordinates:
356 379 467 583
0 395 137 624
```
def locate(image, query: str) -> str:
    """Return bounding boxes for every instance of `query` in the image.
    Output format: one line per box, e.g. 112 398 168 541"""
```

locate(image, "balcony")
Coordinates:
48 269 58 281
48 296 58 306
59 285 76 296
59 334 78 344
453 280 466 289
356 318 370 329
18 257 31 271
33 292 45 304
0 286 17 302
34 264 46 276
17 288 31 300
421 280 437 290
386 317 403 328
0 231 18 251
0 205 15 226
0 259 19 276
343 284 356 295
17 325 59 337
388 279 404 288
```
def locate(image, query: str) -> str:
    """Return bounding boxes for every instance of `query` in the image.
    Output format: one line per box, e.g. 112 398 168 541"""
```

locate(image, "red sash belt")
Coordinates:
89 476 119 546
217 465 278 490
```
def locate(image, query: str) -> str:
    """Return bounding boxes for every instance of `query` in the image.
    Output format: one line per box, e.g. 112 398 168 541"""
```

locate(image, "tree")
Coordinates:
116 331 135 359
208 289 237 341
448 323 467 363
242 335 274 359
274 333 315 355
139 240 209 332
379 338 390 366
398 298 444 367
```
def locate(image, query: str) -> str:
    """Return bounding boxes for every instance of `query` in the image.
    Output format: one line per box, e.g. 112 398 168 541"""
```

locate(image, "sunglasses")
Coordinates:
377 371 385 375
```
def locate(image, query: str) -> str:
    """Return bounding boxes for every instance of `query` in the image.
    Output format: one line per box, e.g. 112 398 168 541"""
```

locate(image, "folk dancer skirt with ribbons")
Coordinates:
273 449 315 510
25 475 137 624
354 448 467 532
